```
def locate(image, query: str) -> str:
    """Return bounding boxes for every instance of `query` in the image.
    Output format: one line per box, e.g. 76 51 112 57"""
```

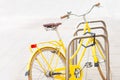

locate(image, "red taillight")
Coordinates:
31 44 37 48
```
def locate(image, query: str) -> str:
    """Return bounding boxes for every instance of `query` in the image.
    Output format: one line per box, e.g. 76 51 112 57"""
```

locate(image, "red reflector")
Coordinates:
31 44 37 48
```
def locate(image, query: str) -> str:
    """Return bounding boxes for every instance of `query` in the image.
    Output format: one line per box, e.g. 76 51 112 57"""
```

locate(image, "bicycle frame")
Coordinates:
26 22 99 78
26 3 111 80
26 22 109 80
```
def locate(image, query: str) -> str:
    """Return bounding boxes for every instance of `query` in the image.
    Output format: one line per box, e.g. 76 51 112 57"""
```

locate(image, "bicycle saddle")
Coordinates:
43 22 62 28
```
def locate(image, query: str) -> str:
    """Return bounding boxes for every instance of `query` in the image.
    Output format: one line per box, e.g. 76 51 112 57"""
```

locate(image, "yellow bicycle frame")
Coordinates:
26 22 106 80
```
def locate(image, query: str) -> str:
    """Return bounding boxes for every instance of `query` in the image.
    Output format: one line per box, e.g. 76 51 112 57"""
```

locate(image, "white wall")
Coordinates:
0 0 120 80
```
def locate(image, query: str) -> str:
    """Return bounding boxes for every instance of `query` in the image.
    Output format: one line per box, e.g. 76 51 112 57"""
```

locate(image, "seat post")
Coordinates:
55 28 62 40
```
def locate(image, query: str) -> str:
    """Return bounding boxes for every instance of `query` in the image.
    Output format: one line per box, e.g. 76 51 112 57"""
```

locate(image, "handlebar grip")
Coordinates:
60 14 69 19
95 3 100 7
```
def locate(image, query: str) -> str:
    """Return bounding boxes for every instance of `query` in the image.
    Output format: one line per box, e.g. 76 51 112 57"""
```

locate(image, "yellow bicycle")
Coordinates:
25 3 111 80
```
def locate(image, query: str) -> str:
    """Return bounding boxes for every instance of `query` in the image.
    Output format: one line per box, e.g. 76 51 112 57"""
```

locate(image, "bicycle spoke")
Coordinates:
35 58 46 73
49 52 55 65
39 50 52 70
96 40 106 60
54 51 61 69
32 62 44 73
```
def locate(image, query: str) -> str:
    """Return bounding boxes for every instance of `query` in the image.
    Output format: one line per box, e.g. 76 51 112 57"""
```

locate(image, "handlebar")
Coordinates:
60 3 100 19
61 14 69 19
60 12 72 19
95 3 100 7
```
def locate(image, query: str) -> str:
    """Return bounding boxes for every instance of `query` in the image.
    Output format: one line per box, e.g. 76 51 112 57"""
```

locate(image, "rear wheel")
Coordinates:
28 47 65 80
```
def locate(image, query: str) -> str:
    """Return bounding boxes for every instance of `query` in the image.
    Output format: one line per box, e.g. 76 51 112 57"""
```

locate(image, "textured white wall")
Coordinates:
0 0 120 80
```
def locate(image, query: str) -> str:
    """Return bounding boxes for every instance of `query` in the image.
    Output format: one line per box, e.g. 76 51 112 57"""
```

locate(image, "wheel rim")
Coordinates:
28 47 65 80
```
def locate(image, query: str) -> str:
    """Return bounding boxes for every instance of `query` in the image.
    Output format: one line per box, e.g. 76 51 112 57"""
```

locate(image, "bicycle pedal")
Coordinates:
85 62 93 68
94 62 99 67
74 68 81 78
